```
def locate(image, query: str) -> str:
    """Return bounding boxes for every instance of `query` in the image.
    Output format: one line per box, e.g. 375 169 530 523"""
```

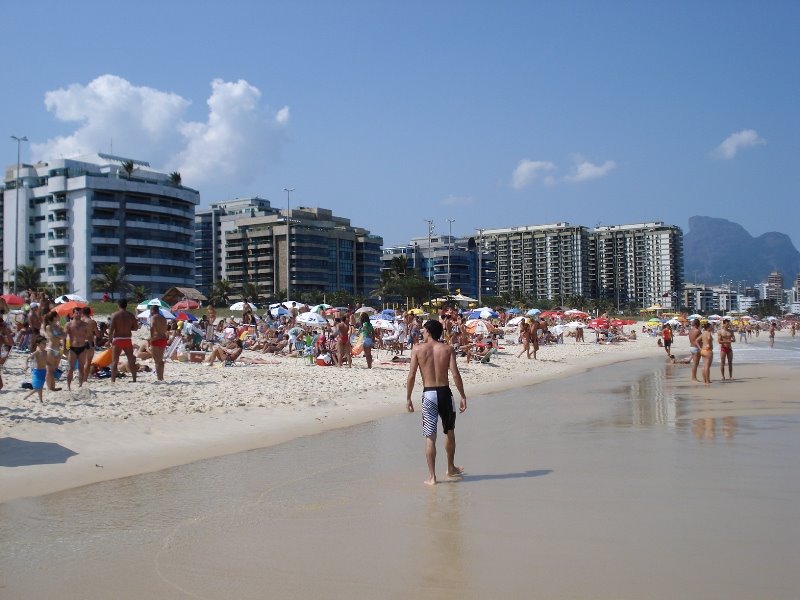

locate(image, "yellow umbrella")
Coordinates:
407 308 425 315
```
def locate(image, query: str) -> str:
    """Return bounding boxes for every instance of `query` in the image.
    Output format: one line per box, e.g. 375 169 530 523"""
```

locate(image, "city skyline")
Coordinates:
2 2 798 248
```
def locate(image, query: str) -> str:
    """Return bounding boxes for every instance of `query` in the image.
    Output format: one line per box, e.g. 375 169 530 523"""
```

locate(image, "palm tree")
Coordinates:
130 284 149 303
209 279 233 307
91 264 130 300
121 160 136 178
15 264 42 291
168 171 182 186
241 281 261 305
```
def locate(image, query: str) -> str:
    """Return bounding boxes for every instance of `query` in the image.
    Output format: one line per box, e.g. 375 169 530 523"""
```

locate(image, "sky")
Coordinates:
2 1 798 248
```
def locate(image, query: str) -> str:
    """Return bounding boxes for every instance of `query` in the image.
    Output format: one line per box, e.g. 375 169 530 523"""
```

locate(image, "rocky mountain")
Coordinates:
683 216 800 285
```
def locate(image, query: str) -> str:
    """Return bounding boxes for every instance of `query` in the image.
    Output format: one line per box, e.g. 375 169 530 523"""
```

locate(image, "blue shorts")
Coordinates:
422 386 456 437
31 368 46 390
363 336 374 348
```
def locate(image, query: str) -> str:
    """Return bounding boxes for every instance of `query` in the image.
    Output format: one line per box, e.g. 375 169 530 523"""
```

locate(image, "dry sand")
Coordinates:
1 327 659 502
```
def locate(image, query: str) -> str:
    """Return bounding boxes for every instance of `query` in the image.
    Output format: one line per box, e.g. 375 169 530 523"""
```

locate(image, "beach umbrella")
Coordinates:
687 314 703 321
310 303 332 313
370 318 395 329
270 306 289 317
707 314 722 321
565 309 589 317
526 308 541 316
137 298 170 311
666 318 681 326
407 308 425 316
354 306 377 315
230 301 257 311
137 307 175 320
467 308 499 319
175 311 198 322
0 294 25 306
565 321 585 329
54 293 88 304
171 299 200 311
296 312 328 326
380 309 396 319
507 316 525 326
54 301 91 317
465 319 497 335
506 308 522 314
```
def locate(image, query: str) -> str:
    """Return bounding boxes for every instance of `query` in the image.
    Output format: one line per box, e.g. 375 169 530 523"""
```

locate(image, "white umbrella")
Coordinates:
526 308 541 316
687 314 703 321
137 308 175 320
465 319 496 335
507 316 525 326
310 303 332 313
354 306 377 315
55 293 87 304
137 298 170 311
296 312 328 326
371 318 394 329
565 321 585 329
666 318 682 326
230 301 257 311
281 300 306 309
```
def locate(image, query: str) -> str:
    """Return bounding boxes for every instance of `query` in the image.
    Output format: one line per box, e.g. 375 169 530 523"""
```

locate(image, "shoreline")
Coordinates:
0 329 717 502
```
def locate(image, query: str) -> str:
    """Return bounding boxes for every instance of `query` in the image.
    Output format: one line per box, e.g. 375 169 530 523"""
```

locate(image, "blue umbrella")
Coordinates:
526 308 541 316
507 308 522 314
270 306 289 317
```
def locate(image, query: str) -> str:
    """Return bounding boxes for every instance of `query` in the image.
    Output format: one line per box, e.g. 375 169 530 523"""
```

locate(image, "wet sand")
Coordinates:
1 345 799 599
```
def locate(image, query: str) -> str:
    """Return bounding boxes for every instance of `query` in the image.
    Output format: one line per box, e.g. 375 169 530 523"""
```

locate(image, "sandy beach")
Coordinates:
0 335 798 599
1 326 659 502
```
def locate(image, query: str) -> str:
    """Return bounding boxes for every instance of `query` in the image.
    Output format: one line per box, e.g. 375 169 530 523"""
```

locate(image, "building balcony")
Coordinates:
47 176 67 193
47 236 70 248
48 254 70 265
49 219 69 229
48 272 70 284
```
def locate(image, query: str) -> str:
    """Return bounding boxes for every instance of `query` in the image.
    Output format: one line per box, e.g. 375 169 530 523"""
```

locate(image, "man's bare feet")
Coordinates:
424 477 437 486
447 466 464 477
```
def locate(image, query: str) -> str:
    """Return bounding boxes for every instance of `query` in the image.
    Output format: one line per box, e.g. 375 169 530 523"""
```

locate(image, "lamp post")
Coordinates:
11 135 28 294
424 219 434 282
447 218 455 293
283 187 294 302
476 228 485 304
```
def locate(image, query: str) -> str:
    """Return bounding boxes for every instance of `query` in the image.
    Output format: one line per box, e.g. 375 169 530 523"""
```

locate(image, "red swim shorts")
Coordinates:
150 338 168 348
112 338 133 349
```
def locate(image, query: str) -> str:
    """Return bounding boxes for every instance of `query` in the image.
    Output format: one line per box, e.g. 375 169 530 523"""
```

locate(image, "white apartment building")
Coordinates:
2 154 199 298
481 223 590 302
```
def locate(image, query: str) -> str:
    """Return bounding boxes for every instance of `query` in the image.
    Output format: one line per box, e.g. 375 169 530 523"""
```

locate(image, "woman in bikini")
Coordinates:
43 311 65 391
700 322 714 385
516 321 532 359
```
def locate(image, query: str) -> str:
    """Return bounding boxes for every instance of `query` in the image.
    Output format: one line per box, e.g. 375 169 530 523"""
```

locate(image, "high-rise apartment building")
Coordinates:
208 204 382 298
765 271 784 302
194 198 279 298
588 222 683 310
480 223 590 302
2 154 199 298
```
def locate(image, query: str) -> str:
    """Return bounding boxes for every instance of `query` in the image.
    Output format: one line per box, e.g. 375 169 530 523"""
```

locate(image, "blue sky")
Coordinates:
2 1 798 247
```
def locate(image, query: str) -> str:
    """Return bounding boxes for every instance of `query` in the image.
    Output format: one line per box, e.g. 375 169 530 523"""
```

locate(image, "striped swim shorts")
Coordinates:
422 386 456 437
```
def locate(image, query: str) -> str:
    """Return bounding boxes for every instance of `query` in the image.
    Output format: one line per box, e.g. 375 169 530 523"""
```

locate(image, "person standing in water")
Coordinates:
406 320 467 485
718 319 735 380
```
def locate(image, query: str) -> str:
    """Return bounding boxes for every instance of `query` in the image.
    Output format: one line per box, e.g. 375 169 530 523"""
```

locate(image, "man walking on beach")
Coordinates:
109 299 139 382
406 320 467 485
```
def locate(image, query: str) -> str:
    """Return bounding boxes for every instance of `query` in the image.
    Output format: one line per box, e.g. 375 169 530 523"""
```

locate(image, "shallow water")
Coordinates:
1 344 799 599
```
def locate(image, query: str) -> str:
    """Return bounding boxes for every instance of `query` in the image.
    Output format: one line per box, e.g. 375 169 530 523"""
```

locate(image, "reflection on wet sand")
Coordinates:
421 483 466 594
691 417 738 441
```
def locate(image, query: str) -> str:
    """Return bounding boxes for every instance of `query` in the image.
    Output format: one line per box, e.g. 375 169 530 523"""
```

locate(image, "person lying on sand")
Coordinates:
207 339 244 365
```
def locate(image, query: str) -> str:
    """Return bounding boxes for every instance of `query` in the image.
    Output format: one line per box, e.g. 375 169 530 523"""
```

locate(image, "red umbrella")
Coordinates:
0 294 25 306
175 311 197 322
172 299 200 310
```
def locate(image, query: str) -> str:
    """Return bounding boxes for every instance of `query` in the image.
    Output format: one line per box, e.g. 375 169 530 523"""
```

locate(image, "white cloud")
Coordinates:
30 74 289 188
511 159 556 189
711 129 765 159
441 194 473 206
564 159 616 183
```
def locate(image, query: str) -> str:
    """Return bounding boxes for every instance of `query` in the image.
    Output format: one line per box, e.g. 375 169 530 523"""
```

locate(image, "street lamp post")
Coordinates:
476 228 485 304
283 187 294 302
447 218 455 293
424 219 434 282
11 135 28 294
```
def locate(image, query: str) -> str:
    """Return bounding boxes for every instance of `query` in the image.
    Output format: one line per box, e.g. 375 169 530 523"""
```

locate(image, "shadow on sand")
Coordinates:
460 469 553 482
0 437 78 467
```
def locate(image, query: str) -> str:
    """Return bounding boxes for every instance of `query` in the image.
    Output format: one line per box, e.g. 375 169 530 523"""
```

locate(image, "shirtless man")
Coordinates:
66 308 91 390
718 320 735 380
149 304 169 382
109 299 140 382
81 307 99 384
335 317 351 368
406 320 467 485
688 318 702 383
769 321 776 348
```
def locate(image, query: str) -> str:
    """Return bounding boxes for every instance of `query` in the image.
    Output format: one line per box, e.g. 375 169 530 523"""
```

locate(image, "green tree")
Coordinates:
209 279 233 307
130 284 149 302
15 264 43 291
91 264 130 300
168 171 182 186
241 281 262 304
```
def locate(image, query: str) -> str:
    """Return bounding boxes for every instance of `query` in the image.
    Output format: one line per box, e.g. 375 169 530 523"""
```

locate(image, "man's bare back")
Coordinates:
109 309 138 339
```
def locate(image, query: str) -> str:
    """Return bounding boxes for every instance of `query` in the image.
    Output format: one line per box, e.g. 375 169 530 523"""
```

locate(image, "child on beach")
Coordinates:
24 336 48 403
